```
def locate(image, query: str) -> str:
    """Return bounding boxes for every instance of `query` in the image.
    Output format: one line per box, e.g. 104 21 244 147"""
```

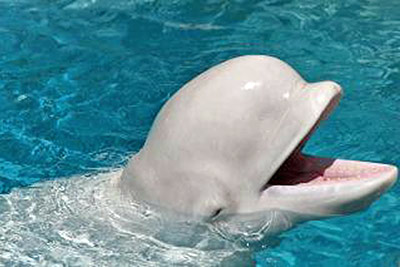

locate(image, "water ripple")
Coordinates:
0 0 399 265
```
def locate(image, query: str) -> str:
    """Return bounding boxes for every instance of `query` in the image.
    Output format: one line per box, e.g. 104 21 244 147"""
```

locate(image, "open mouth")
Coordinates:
266 92 397 188
268 154 397 187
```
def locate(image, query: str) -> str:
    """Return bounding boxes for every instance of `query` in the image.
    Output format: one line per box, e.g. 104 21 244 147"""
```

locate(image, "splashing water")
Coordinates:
0 170 295 266
0 171 241 266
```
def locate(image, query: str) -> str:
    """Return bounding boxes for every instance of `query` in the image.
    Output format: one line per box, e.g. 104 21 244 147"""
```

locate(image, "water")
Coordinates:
0 171 255 266
0 0 399 265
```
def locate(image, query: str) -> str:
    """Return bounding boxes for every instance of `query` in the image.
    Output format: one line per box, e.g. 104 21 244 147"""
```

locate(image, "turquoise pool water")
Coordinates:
0 0 399 265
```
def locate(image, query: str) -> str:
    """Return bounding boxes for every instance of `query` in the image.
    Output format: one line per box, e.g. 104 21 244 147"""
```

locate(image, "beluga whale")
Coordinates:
2 56 397 266
118 55 397 239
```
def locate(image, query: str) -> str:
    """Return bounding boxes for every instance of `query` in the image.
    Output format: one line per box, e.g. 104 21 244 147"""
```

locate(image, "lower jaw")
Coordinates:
267 154 397 187
257 154 397 217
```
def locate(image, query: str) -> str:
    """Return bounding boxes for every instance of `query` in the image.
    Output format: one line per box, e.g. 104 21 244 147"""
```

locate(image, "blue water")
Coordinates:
0 0 399 265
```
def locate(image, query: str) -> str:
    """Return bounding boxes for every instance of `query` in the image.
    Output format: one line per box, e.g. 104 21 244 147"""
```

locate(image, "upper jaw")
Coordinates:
257 81 343 193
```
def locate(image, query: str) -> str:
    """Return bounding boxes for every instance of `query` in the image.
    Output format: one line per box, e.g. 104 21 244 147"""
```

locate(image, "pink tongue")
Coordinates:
271 156 394 186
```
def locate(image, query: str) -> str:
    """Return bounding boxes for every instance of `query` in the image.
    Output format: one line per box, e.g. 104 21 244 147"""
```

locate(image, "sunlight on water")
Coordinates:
0 0 399 266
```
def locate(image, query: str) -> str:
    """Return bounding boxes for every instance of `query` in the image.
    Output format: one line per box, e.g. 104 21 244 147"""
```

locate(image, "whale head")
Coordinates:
118 56 397 235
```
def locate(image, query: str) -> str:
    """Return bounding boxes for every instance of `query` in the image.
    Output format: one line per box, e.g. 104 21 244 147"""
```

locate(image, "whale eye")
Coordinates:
210 208 223 219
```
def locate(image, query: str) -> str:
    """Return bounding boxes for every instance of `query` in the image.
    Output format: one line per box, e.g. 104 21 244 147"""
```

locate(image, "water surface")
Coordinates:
0 0 399 266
